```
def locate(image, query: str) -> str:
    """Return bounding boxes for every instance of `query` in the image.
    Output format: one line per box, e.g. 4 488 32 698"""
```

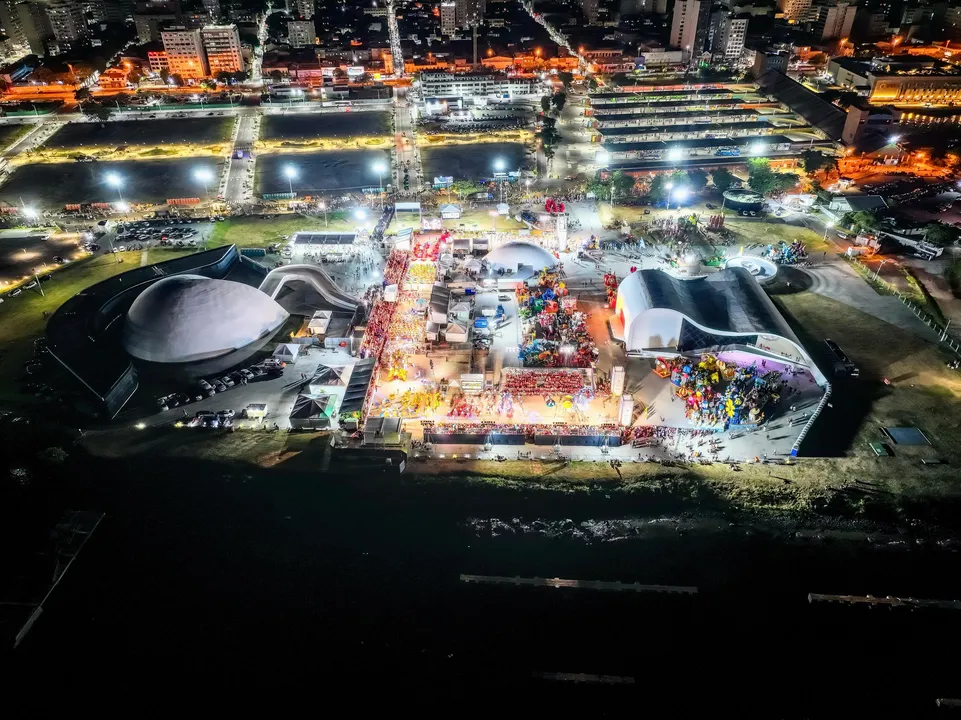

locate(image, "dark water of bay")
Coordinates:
16 460 961 711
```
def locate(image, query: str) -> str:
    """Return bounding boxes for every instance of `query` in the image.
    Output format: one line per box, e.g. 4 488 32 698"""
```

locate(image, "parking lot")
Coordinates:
0 227 85 287
109 218 218 252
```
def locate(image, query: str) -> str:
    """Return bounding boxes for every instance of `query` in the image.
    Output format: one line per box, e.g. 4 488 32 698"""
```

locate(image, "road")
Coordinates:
392 88 422 196
224 114 260 206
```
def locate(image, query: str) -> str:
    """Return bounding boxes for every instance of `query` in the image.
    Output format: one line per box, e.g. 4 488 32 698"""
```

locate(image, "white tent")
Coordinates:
273 343 301 363
383 284 399 302
308 363 352 396
425 320 441 341
450 301 471 321
445 321 468 343
307 310 332 336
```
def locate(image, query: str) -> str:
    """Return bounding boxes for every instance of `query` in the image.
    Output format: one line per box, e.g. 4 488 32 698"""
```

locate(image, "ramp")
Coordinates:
260 263 360 312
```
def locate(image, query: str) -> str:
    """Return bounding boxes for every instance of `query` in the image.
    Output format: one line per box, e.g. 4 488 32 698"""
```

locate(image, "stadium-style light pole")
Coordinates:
194 166 214 198
318 200 328 227
105 171 124 203
372 160 387 209
665 180 674 210
822 220 834 243
493 157 507 203
283 164 297 197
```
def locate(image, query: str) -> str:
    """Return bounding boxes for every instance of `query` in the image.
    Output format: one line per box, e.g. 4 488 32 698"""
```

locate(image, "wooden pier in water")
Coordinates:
460 574 698 595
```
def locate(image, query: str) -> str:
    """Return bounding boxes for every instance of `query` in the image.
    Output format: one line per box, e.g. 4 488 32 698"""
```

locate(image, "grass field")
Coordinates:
46 118 233 149
261 112 391 140
445 208 527 232
723 218 834 255
0 158 225 209
773 290 961 459
207 212 358 248
0 123 31 151
0 251 142 401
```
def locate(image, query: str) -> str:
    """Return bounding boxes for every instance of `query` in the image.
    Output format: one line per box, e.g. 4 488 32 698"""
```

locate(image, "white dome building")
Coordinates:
123 275 289 364
484 241 557 276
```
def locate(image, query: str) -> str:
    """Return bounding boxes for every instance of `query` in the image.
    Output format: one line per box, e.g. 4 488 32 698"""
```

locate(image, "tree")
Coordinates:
270 69 285 82
649 175 670 203
610 170 634 198
538 116 561 149
74 87 91 103
95 104 113 122
216 71 232 84
585 173 608 199
843 210 879 234
711 167 734 193
451 180 485 199
686 168 708 192
332 67 347 81
747 158 778 195
772 172 800 193
924 221 960 247
808 52 829 66
159 68 170 85
543 144 556 163
801 149 838 174
551 91 566 112
540 95 551 113
558 71 573 89
169 73 183 87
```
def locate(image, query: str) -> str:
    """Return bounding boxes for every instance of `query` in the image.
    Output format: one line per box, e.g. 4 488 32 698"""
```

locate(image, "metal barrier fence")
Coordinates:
846 256 961 357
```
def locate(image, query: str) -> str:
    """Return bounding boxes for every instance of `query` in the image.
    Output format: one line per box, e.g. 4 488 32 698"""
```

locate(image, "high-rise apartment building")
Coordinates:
710 9 748 64
440 1 456 35
814 1 856 40
777 0 811 23
287 19 315 47
201 24 243 75
0 0 28 52
83 0 106 22
46 0 88 49
134 0 182 43
581 0 599 24
202 0 220 21
15 1 53 55
455 0 485 27
294 0 313 19
669 0 710 59
161 27 207 78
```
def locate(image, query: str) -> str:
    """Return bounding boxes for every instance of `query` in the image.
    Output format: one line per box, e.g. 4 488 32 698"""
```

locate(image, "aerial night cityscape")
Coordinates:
2 0 961 706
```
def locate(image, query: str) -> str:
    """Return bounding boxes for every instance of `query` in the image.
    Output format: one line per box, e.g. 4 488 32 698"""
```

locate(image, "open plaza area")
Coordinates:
421 142 529 182
255 150 391 194
45 117 233 150
260 111 391 141
0 158 225 209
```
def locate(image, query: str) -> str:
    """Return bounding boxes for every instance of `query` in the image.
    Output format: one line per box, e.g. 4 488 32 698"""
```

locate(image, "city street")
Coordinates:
224 114 259 206
392 89 422 196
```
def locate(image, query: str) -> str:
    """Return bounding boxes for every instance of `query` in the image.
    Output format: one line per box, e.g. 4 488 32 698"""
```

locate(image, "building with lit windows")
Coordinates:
287 20 315 48
201 24 243 75
161 27 208 79
440 1 456 35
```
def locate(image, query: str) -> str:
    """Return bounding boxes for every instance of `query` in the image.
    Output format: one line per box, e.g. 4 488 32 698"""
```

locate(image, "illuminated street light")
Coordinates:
105 171 124 202
667 147 683 163
194 166 214 197
822 220 834 243
596 149 610 167
21 207 38 219
673 187 689 205
354 207 368 221
283 164 297 196
750 142 767 156
493 158 507 202
318 200 328 227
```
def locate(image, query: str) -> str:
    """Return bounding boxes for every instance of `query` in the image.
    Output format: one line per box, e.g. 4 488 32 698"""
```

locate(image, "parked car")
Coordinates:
218 409 235 419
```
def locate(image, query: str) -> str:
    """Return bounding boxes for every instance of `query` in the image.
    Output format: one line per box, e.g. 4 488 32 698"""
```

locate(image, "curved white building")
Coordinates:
484 241 557 275
615 267 825 383
123 275 289 364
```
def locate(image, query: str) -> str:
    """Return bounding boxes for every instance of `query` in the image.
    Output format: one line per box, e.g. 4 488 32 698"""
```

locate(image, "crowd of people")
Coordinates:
658 354 790 428
501 369 587 396
517 271 597 368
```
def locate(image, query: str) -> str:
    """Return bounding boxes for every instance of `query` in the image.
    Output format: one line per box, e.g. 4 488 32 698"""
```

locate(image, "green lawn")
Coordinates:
0 251 143 401
724 219 834 255
207 212 359 248
445 209 526 232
